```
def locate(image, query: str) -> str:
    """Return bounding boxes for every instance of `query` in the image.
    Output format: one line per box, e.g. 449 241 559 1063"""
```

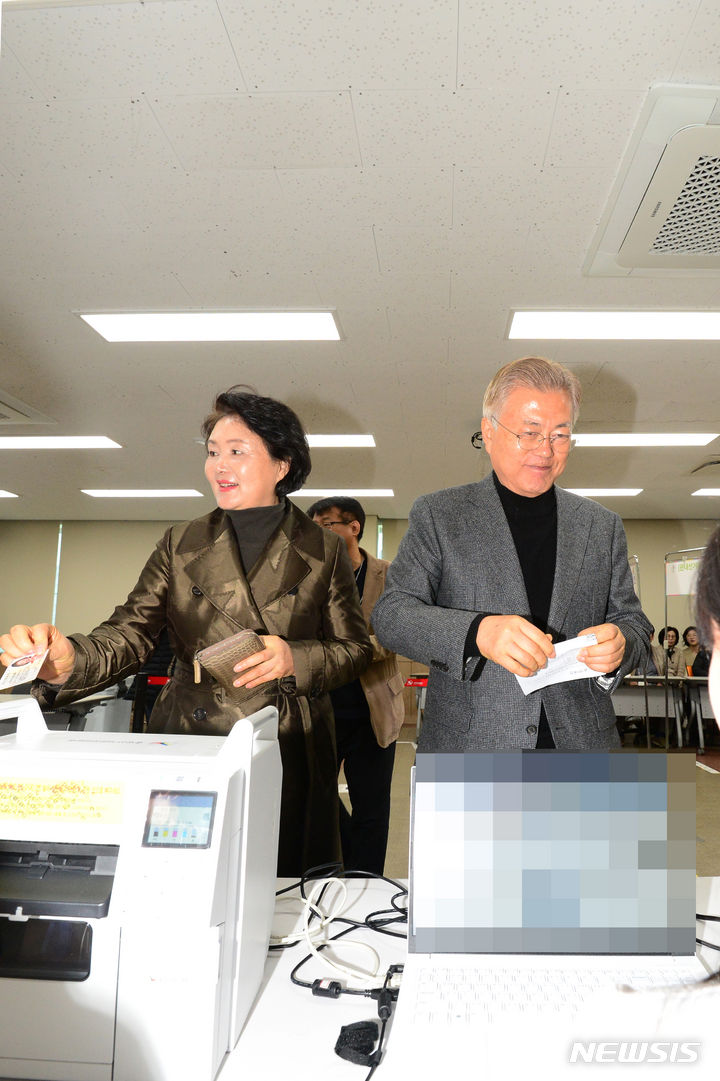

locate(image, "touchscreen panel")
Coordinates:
142 790 217 849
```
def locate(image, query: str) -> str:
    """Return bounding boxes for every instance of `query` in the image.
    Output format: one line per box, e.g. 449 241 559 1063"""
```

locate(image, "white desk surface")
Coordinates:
219 876 720 1081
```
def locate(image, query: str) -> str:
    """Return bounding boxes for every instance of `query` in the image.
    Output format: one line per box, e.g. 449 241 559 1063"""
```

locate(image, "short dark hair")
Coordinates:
201 386 311 499
658 626 680 648
307 496 366 540
696 526 720 647
682 625 698 646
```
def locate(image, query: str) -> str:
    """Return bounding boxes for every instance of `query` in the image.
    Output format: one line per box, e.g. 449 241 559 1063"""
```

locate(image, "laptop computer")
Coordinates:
382 751 709 1076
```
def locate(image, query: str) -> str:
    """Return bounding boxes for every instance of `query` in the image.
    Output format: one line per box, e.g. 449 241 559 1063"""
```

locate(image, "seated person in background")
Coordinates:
657 625 686 677
692 643 711 678
682 624 702 673
696 526 720 724
309 496 404 876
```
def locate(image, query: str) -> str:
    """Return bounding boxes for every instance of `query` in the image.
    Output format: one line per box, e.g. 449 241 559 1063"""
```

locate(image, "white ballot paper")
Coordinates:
515 633 597 696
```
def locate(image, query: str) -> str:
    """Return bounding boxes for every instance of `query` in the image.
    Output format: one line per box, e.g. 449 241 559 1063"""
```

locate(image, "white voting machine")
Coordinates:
0 695 282 1081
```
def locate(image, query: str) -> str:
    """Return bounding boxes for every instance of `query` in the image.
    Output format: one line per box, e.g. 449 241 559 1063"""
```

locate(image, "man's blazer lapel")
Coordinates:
468 476 530 616
548 487 593 635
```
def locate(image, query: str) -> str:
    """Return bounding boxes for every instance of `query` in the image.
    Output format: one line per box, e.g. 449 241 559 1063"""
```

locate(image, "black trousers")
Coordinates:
335 709 396 876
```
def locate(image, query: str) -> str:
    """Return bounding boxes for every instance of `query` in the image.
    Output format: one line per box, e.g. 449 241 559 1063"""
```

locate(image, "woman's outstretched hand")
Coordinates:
0 623 76 684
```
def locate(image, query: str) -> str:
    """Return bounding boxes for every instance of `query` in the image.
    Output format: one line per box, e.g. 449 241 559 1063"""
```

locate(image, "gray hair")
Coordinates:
482 356 582 427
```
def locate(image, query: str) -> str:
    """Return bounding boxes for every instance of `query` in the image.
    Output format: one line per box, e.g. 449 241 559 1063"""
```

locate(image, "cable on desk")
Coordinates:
334 964 404 1079
696 938 720 955
277 866 407 992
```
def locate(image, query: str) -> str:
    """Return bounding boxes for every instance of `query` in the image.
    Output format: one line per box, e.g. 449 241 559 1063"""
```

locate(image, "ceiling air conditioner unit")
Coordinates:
584 84 720 277
0 389 53 426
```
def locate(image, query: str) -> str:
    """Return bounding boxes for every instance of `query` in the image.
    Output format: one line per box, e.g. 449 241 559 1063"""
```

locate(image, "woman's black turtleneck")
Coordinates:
493 472 558 749
226 501 286 575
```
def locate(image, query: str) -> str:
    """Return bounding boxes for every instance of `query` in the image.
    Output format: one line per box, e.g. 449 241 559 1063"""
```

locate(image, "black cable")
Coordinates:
697 912 720 922
696 937 720 952
361 964 404 1079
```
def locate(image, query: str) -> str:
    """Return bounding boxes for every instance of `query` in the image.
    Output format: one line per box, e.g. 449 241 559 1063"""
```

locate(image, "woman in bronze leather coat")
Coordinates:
0 388 372 875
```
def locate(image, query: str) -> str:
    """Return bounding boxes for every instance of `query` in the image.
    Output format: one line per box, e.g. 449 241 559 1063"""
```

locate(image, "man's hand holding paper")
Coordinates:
515 633 601 696
576 622 626 674
476 614 555 678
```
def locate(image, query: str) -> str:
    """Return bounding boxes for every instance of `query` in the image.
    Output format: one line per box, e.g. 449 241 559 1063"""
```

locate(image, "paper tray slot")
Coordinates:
0 841 118 918
0 918 92 981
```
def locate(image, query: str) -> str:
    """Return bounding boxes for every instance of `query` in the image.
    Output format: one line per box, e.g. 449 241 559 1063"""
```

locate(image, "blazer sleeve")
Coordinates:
597 513 653 691
372 495 480 681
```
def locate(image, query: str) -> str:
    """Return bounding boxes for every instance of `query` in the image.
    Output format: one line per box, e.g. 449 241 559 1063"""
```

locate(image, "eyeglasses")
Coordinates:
491 415 572 453
318 519 350 530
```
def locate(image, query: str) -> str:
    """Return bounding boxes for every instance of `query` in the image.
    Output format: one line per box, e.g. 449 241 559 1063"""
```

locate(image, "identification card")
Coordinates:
0 648 50 689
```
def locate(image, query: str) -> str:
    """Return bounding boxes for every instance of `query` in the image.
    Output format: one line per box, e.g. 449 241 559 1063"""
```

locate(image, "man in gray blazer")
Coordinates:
373 356 652 752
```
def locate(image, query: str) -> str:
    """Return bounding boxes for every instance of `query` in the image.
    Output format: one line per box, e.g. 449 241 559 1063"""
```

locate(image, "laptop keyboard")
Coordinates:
411 963 703 1026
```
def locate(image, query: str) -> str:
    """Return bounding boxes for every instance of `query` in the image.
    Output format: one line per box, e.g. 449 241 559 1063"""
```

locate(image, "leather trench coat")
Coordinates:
45 502 373 875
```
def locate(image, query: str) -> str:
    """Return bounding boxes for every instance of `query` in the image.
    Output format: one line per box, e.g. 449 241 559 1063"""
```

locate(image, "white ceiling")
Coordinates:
1 0 720 521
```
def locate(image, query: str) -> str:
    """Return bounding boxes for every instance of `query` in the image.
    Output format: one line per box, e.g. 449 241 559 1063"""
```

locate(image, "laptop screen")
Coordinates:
410 751 696 956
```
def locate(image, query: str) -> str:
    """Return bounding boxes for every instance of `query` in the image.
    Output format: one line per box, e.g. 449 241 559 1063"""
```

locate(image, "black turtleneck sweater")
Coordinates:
226 501 286 575
492 473 558 748
492 473 557 633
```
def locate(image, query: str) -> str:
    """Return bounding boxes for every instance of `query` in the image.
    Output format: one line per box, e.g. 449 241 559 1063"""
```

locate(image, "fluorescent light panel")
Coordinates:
564 488 643 497
293 489 394 498
307 435 375 448
510 311 720 340
573 433 717 447
80 311 340 342
692 489 720 497
0 436 121 449
0 490 18 498
82 489 203 498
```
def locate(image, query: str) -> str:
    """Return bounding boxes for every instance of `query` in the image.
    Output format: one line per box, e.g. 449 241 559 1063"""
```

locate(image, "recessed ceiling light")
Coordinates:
509 311 720 340
0 490 18 498
82 489 203 498
79 311 340 342
692 489 720 497
0 436 121 449
292 489 394 498
573 433 718 447
307 435 376 447
563 489 643 497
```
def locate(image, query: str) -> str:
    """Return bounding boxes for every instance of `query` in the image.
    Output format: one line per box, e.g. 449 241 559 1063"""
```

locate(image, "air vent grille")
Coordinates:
0 392 53 426
651 155 720 255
